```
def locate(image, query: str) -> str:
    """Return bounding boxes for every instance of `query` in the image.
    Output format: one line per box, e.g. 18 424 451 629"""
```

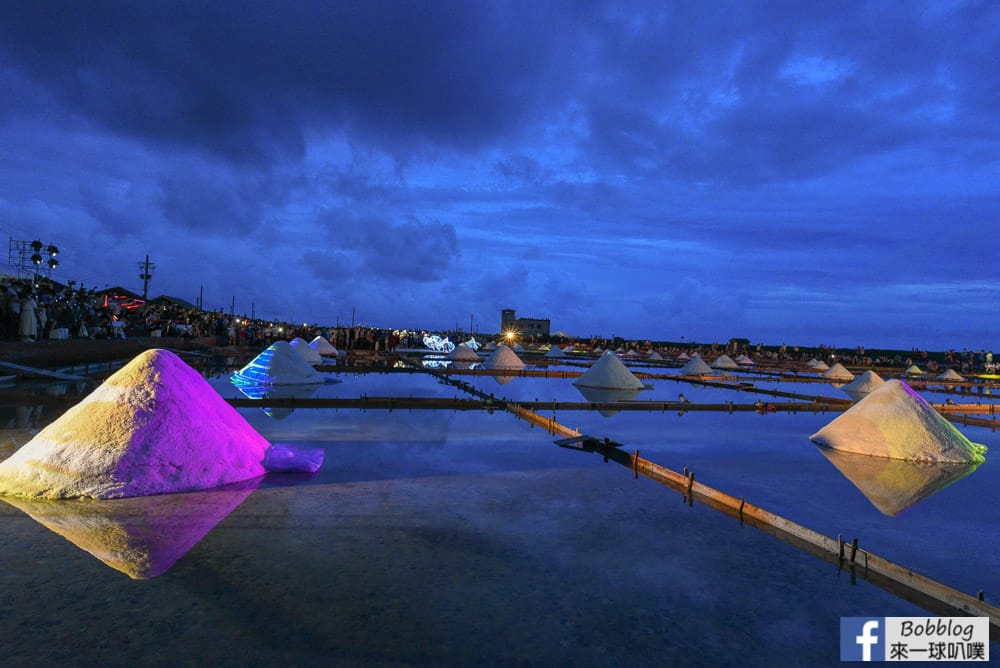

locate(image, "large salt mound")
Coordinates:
309 336 338 356
822 363 854 381
811 361 830 371
0 349 273 499
574 352 645 390
234 341 324 385
680 356 713 375
905 365 923 375
810 379 988 463
711 354 739 370
290 337 325 364
448 343 481 361
648 351 664 361
482 344 525 371
938 368 964 381
544 344 567 359
841 370 885 398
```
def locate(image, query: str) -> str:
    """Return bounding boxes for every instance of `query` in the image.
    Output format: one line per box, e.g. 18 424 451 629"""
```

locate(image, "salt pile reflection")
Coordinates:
0 478 260 579
816 447 981 516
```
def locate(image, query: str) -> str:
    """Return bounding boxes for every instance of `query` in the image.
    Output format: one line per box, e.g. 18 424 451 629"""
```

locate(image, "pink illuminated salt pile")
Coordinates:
810 379 987 463
0 349 321 499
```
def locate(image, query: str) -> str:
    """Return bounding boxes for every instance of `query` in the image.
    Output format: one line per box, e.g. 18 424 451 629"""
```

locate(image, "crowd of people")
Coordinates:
0 275 412 353
2 275 995 373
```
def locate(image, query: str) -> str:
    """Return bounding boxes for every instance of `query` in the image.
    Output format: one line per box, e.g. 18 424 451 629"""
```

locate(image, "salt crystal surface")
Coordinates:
309 336 338 356
841 370 885 397
290 337 325 364
680 357 713 375
810 379 987 463
448 344 481 361
573 352 645 390
711 354 739 370
822 363 854 381
482 345 525 371
0 349 272 499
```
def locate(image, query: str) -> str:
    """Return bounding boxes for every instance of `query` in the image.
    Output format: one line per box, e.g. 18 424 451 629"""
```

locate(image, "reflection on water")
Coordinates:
816 446 982 516
233 382 322 419
575 385 644 417
0 478 260 579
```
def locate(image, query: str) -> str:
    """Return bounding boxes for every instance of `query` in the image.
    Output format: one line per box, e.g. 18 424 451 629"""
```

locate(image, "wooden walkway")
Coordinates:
0 360 87 382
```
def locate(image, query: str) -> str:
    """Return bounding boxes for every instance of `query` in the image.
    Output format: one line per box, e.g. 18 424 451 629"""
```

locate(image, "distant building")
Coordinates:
501 308 550 337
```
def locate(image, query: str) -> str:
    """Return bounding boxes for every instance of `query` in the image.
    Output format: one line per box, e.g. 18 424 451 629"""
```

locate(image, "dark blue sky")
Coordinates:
1 1 998 349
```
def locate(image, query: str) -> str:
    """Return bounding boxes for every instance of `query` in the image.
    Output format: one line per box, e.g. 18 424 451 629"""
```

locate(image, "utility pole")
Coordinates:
198 285 203 309
230 296 235 317
137 254 155 300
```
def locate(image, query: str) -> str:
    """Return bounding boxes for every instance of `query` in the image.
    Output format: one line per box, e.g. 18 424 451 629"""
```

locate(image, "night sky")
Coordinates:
1 1 998 350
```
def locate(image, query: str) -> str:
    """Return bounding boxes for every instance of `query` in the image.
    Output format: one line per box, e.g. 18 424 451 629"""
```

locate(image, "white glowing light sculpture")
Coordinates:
423 335 456 353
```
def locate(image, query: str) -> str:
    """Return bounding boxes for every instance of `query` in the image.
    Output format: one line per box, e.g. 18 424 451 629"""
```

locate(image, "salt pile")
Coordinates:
810 379 988 463
482 344 525 371
512 343 527 354
811 361 830 371
806 358 820 367
309 336 339 356
544 344 567 359
481 342 497 351
290 337 325 364
841 370 885 398
624 348 639 357
938 368 964 381
711 354 739 370
573 352 645 390
680 356 713 375
905 365 923 375
736 354 754 366
676 352 690 361
817 447 981 516
648 351 664 361
822 363 854 381
448 343 481 361
592 347 604 355
233 341 325 385
0 349 274 499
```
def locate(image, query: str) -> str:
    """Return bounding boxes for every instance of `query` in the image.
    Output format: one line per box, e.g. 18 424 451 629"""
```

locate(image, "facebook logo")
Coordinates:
841 617 884 661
